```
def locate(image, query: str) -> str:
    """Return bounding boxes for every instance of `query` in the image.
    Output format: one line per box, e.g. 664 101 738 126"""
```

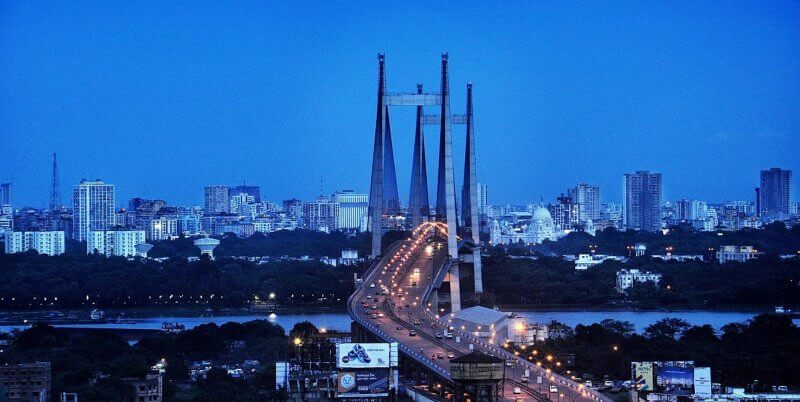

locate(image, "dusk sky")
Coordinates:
2 1 799 208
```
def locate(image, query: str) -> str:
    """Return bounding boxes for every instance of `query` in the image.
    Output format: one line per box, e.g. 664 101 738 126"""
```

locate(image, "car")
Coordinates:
506 360 513 367
404 303 410 308
444 332 453 339
411 281 417 287
585 381 593 388
377 312 385 318
521 376 529 383
375 291 381 295
371 314 378 319
435 332 443 339
447 353 455 359
369 283 375 288
372 304 377 309
437 352 444 359
409 330 417 336
413 320 421 325
396 325 403 330
549 386 558 393
604 381 614 387
366 295 372 300
513 387 521 395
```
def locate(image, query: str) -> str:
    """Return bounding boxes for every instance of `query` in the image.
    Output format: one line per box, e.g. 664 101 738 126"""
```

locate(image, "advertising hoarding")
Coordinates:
337 369 390 398
632 362 654 391
337 343 391 368
654 361 694 396
693 367 711 398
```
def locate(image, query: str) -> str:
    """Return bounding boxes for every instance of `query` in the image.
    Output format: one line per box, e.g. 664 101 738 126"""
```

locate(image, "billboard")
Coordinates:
632 362 654 391
337 343 391 368
654 361 694 396
693 367 711 398
337 369 390 398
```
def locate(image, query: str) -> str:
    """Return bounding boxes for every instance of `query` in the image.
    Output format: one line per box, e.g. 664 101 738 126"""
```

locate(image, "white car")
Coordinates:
513 387 521 395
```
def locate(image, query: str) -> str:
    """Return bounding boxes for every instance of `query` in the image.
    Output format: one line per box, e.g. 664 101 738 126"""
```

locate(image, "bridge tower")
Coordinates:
367 54 483 312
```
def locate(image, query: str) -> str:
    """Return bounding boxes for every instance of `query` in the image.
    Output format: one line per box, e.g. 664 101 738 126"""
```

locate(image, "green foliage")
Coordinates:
483 254 800 308
529 314 800 388
0 253 361 308
1 320 290 401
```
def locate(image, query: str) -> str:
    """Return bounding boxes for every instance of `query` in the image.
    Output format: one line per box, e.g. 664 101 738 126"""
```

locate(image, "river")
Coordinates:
2 308 794 335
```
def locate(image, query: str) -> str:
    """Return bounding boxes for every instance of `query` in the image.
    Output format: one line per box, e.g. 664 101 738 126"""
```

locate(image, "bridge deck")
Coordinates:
348 223 609 402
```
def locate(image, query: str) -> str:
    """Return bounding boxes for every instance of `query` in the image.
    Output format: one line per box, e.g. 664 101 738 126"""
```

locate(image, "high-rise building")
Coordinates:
623 170 662 232
282 199 304 218
303 196 339 232
476 183 488 216
230 185 261 203
548 194 579 230
229 192 255 214
568 183 601 224
146 217 178 240
87 230 147 257
333 190 368 231
204 185 229 214
674 199 708 221
4 231 66 256
0 182 11 205
0 362 51 402
72 179 116 241
757 168 792 218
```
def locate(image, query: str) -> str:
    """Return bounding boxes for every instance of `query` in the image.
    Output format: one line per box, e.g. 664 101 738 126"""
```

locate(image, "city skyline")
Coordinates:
2 2 799 207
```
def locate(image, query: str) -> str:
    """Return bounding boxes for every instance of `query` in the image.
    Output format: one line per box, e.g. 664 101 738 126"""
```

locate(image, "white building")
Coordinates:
332 190 367 231
147 217 178 241
616 269 662 292
87 230 147 257
4 231 65 256
72 179 116 241
489 207 558 245
574 253 623 270
716 245 761 263
229 192 256 215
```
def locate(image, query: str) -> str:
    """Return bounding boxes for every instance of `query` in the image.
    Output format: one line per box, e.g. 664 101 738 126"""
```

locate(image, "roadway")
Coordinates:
348 222 609 402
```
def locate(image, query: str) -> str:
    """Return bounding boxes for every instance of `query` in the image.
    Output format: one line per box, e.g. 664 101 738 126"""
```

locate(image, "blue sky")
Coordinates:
2 1 799 207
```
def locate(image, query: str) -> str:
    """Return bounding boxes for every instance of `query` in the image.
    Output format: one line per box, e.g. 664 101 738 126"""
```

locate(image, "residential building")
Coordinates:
204 185 229 214
0 183 11 205
0 362 51 402
476 183 488 216
616 269 662 292
87 230 147 257
623 170 662 232
548 194 579 231
568 183 601 224
674 199 707 220
229 192 255 214
146 217 178 240
716 245 762 263
303 196 339 232
123 373 163 402
4 231 65 256
230 185 261 203
757 168 792 218
332 190 367 231
72 179 116 241
282 199 304 219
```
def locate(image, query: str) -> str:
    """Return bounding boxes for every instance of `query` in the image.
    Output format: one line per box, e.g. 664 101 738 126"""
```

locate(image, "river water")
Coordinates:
2 309 794 335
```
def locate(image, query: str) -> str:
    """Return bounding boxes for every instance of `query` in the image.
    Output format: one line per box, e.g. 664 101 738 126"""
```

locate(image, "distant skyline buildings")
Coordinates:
72 179 116 241
623 171 663 232
757 168 792 219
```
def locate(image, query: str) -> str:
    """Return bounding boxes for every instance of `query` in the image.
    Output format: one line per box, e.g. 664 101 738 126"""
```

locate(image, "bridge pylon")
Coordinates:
367 54 483 312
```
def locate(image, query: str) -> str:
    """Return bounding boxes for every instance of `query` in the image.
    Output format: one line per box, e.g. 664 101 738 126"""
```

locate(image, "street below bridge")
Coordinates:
348 222 609 402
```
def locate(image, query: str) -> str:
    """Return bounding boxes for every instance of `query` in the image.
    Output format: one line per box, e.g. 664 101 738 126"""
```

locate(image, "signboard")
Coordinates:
693 367 711 398
337 343 391 368
632 362 654 391
654 361 694 395
337 369 390 398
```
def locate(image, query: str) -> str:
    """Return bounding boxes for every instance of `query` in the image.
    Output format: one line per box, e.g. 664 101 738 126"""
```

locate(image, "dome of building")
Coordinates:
532 207 554 224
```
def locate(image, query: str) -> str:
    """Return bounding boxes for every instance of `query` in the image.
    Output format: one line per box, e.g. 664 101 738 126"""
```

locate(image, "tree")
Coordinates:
644 318 690 340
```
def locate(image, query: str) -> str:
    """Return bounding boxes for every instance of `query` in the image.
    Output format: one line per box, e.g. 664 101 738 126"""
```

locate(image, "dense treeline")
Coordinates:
149 229 370 258
483 254 800 309
513 314 800 389
0 252 361 309
532 221 800 256
0 320 294 401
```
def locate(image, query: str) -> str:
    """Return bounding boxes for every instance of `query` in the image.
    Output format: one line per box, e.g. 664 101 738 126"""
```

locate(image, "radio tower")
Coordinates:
49 152 61 212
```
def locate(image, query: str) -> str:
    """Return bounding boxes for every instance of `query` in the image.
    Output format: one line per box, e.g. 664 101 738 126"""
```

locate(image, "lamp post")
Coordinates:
665 246 674 259
626 245 634 258
707 247 715 262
